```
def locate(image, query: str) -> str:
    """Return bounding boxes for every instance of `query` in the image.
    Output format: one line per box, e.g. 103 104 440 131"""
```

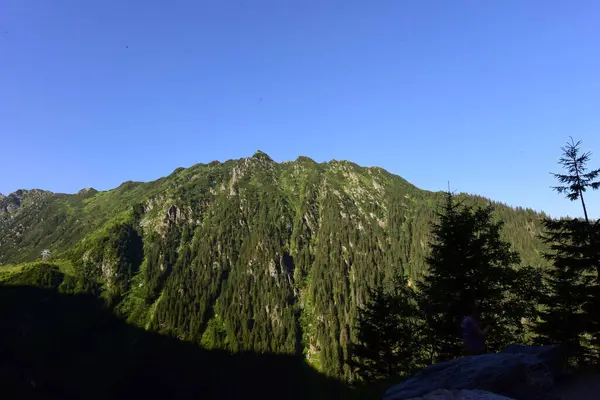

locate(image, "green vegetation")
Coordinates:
0 151 553 383
348 138 600 384
0 260 75 285
0 262 65 289
418 192 542 362
348 191 545 383
348 274 424 382
534 138 600 363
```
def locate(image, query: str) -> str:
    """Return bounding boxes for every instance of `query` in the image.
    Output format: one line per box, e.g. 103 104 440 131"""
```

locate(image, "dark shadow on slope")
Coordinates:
0 285 354 400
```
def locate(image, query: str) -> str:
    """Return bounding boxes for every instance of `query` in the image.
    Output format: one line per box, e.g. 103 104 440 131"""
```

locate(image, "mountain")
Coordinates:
0 151 548 379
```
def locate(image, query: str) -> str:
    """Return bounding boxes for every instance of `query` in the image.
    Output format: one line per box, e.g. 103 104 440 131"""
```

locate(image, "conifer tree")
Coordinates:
349 274 424 382
552 137 600 225
419 192 531 361
535 138 600 360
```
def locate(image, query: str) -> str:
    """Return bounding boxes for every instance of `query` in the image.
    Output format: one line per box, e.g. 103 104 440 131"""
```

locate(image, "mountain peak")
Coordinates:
9 189 53 198
295 156 317 165
252 150 273 162
77 188 98 196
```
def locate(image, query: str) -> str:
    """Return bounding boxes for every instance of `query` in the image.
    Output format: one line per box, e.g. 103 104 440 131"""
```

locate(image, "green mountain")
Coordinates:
0 151 548 379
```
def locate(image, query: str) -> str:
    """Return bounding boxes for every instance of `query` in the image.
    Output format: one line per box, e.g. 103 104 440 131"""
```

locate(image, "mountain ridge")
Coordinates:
0 151 544 265
0 158 544 220
0 151 548 379
0 151 431 197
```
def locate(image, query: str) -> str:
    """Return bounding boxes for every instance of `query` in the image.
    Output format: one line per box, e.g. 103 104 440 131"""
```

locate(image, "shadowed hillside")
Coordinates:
0 284 354 400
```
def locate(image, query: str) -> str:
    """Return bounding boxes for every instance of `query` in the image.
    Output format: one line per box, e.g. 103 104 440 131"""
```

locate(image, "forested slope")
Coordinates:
0 151 548 378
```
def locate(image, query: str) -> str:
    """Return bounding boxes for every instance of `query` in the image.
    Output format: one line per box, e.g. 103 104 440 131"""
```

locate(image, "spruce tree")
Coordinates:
418 192 531 361
552 137 600 225
535 138 600 360
349 274 424 382
535 218 596 349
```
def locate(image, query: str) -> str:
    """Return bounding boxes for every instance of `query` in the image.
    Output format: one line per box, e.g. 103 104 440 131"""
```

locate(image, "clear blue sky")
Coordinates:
1 1 599 218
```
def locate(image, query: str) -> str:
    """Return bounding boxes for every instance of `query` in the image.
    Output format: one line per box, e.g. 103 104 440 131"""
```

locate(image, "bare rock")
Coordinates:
383 352 557 400
501 344 569 378
406 389 515 400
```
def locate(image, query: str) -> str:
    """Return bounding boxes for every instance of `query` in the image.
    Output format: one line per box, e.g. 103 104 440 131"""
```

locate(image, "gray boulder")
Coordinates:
383 352 557 400
501 344 568 378
405 389 514 400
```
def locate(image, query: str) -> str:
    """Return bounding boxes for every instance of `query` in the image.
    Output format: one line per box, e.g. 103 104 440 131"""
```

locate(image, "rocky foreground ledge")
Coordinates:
383 345 568 400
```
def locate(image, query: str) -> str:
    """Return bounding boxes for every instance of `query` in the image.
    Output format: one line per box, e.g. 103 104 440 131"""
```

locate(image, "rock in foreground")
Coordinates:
405 389 514 400
383 350 558 400
501 344 568 378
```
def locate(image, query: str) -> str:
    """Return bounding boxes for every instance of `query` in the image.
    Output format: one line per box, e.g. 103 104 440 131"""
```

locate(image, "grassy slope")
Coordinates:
0 260 75 282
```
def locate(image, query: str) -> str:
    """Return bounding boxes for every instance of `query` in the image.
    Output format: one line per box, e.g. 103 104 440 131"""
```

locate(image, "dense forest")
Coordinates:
2 144 594 387
345 138 600 385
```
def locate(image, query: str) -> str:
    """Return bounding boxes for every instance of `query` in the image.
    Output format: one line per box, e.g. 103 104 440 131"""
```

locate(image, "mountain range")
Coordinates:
0 151 548 378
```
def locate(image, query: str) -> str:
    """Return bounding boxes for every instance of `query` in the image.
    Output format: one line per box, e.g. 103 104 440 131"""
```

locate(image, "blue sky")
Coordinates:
1 1 599 218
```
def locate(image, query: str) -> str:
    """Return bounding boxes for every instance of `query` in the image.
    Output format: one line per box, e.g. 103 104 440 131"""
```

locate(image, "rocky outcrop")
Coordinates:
0 189 54 218
77 187 98 196
405 389 514 400
0 192 21 216
501 344 569 378
383 345 565 400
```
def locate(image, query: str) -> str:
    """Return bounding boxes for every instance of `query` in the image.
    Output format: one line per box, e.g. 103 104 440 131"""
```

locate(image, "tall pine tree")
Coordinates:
535 138 600 361
418 192 534 361
349 274 424 382
552 137 600 225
